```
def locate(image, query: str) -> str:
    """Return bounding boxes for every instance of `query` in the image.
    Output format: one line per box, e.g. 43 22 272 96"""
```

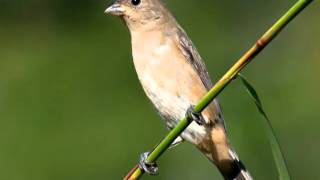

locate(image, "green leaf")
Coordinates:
238 73 291 180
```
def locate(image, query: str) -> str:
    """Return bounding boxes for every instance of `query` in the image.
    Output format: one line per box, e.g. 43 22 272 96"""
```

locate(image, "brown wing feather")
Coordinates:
176 26 213 90
176 26 225 126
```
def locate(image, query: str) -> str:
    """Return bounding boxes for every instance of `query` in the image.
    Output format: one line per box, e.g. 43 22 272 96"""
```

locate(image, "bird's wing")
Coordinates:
176 26 213 90
176 26 226 127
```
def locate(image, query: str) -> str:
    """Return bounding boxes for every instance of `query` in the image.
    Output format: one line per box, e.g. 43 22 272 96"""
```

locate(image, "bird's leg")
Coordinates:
139 106 203 175
138 152 159 176
138 136 183 175
186 105 206 125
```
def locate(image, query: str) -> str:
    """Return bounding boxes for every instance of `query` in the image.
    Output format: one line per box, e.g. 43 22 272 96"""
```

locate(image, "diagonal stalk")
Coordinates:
124 0 314 179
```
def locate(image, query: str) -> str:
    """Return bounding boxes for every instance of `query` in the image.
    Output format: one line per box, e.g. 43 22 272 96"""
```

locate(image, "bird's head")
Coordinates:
105 0 172 30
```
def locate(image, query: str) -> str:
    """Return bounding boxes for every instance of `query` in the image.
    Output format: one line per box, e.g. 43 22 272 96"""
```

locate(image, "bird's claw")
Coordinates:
138 152 159 176
186 105 206 125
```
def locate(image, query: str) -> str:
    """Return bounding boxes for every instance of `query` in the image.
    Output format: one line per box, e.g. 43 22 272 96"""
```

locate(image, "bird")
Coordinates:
105 0 252 179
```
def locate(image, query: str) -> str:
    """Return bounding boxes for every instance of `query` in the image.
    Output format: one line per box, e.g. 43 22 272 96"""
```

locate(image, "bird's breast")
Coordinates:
132 37 189 122
130 31 209 143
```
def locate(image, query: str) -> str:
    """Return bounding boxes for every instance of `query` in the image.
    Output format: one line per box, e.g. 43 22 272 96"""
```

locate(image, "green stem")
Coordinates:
124 0 313 179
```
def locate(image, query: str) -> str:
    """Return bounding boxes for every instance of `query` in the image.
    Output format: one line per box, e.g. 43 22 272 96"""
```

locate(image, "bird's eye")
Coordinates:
131 0 141 6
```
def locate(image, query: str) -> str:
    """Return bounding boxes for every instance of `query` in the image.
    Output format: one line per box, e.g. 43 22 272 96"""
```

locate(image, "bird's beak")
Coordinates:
105 3 125 16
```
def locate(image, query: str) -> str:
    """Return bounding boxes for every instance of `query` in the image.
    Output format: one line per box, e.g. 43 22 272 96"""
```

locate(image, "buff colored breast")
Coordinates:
129 29 216 144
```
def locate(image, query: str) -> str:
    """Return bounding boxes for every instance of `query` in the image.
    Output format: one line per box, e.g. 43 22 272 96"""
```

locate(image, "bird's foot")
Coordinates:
138 152 159 176
186 105 206 125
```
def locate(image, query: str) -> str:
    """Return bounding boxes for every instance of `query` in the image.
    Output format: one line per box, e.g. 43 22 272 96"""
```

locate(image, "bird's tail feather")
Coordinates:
199 144 252 180
225 148 252 180
199 125 252 180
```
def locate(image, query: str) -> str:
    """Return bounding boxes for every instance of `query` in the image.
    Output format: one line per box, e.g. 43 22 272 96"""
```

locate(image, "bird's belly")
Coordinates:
132 50 208 144
139 73 189 127
139 72 207 144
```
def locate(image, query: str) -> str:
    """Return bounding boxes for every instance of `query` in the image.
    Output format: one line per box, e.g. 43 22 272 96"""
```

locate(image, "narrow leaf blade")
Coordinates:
238 73 291 180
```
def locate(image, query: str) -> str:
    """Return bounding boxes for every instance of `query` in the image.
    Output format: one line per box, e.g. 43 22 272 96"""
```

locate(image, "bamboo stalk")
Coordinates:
124 0 313 179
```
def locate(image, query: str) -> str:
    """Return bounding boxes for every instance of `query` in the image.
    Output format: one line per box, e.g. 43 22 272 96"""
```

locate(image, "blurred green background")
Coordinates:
0 0 319 179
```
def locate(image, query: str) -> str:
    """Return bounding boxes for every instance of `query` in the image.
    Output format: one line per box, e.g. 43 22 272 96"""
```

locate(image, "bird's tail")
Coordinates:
206 147 252 180
226 148 252 180
197 125 252 180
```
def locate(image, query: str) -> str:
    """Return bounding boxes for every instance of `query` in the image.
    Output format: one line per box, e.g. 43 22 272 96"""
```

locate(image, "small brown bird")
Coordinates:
106 0 252 179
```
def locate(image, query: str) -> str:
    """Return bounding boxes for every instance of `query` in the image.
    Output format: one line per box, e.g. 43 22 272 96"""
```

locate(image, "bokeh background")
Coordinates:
0 0 319 179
